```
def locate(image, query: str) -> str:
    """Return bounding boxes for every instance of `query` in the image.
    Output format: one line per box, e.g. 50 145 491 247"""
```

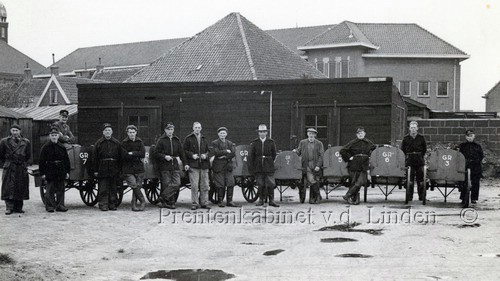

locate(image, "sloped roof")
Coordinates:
0 40 45 74
39 38 187 76
10 104 77 121
483 80 500 98
91 66 144 83
266 25 335 55
300 21 469 59
13 78 48 106
126 13 325 83
56 76 109 103
0 104 29 119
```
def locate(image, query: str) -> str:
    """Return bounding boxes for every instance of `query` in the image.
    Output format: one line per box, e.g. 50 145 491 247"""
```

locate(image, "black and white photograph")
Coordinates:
0 0 499 280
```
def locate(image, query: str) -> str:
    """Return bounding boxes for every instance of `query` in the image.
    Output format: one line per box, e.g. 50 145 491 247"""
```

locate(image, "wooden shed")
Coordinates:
78 77 407 150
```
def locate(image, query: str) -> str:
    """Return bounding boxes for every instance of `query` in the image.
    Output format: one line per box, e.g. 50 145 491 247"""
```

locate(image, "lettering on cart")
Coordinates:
335 151 343 162
442 155 452 166
240 150 248 162
382 151 393 163
79 152 89 165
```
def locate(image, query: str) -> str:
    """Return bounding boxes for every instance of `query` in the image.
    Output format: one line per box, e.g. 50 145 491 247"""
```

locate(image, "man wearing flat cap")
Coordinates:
401 121 427 201
340 127 376 205
210 127 238 207
294 128 324 204
154 122 187 209
249 124 279 207
39 126 70 212
0 124 31 215
457 129 484 207
91 123 122 211
52 109 75 146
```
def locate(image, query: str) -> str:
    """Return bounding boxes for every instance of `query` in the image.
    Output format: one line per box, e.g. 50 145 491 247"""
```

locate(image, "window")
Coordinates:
437 81 448 97
323 58 330 77
418 81 430 97
399 81 411 96
49 89 58 104
314 58 323 73
128 115 149 132
0 27 5 38
334 57 342 78
341 57 350 78
305 114 328 144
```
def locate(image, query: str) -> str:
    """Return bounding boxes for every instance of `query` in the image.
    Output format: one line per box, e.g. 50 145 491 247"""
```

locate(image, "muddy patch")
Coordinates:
263 249 285 256
336 253 373 258
0 253 15 265
316 223 383 236
241 242 264 245
140 269 235 281
320 238 358 243
455 223 481 228
475 207 500 211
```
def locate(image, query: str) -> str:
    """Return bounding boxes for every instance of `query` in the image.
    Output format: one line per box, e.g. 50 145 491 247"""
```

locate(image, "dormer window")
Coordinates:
49 89 58 105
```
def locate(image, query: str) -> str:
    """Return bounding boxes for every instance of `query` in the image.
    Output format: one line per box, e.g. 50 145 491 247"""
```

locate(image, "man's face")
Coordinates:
466 134 475 142
60 115 68 123
127 129 137 140
164 128 174 137
307 132 316 139
10 128 20 137
193 123 202 134
103 127 113 138
409 124 418 134
258 131 267 138
356 131 366 140
49 133 60 143
218 130 227 139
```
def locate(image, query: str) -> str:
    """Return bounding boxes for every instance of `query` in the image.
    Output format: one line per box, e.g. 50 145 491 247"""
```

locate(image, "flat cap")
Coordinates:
217 127 228 133
49 126 60 134
356 127 365 133
10 123 21 130
465 129 474 136
102 123 112 130
307 128 318 134
59 109 69 117
164 122 175 129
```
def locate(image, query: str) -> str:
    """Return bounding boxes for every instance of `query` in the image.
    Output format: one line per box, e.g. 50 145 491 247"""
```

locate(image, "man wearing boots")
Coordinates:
340 127 376 205
92 123 122 211
457 129 484 207
184 122 211 210
0 124 31 215
154 122 188 209
294 128 324 204
210 127 239 208
401 121 427 201
39 126 70 212
249 124 279 208
121 125 146 211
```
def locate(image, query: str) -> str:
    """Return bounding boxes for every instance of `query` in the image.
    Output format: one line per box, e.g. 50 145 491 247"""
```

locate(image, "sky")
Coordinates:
2 0 499 111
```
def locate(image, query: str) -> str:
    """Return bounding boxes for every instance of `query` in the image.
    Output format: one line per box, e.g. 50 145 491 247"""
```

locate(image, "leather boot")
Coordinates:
312 183 320 204
268 186 280 207
408 181 414 201
309 185 315 204
417 182 424 201
218 186 226 207
226 186 240 207
256 186 264 206
299 185 306 204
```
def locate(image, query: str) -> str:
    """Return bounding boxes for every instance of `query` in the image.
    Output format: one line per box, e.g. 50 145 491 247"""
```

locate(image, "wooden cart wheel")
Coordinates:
39 180 47 205
241 177 258 203
79 179 98 206
144 178 161 205
405 166 411 204
422 166 427 205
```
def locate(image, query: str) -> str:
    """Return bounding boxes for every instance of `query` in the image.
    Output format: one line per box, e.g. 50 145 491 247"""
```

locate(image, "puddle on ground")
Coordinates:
336 253 373 258
455 223 481 228
263 249 285 256
320 238 358 243
316 222 383 236
140 269 235 281
241 242 264 245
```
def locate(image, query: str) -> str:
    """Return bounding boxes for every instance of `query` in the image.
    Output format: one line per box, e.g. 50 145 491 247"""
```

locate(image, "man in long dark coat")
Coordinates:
39 126 70 212
249 124 279 207
210 127 238 207
340 127 376 205
0 124 31 215
458 129 484 207
401 121 427 201
92 123 122 211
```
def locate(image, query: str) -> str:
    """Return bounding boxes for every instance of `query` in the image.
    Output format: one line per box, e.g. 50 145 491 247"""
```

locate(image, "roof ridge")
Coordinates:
266 24 336 32
344 21 372 45
236 13 257 80
413 23 468 56
303 25 335 46
484 80 500 98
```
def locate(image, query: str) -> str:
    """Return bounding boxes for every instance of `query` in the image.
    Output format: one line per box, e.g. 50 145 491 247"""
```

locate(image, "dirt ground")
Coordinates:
1 174 499 281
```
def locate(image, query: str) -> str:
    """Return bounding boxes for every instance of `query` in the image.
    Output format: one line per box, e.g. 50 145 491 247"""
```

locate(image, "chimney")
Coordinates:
24 63 32 80
50 53 59 76
96 57 104 73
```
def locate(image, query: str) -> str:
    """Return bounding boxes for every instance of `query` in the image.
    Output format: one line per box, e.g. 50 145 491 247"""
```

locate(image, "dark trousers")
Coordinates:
408 164 424 199
98 177 117 208
159 170 181 205
45 179 65 211
461 173 481 202
5 199 23 211
213 170 235 203
346 171 367 198
255 173 276 203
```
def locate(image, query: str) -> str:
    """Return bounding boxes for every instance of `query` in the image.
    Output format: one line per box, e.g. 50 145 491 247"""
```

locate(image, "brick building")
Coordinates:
483 80 500 113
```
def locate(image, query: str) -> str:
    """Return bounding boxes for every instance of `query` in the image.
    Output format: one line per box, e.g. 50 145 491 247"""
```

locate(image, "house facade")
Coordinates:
483 80 500 113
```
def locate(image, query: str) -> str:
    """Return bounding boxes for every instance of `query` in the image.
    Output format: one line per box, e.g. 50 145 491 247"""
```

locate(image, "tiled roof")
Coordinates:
0 40 45 74
483 80 500 98
39 38 187 75
13 78 48 106
10 104 77 121
91 66 144 83
266 25 335 55
126 13 326 83
56 76 109 103
301 21 468 58
0 104 29 119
